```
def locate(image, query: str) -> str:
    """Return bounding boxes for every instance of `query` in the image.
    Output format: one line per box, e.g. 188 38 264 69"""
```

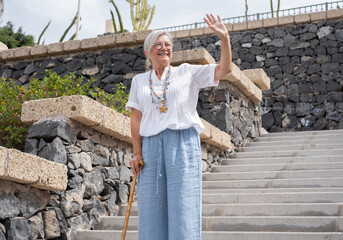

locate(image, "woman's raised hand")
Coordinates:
203 14 229 40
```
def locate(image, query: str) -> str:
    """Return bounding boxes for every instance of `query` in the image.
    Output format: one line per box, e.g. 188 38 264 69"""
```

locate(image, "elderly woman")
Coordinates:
125 14 232 240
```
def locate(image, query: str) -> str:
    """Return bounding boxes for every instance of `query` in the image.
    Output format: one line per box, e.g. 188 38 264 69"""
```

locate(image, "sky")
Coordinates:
1 0 339 45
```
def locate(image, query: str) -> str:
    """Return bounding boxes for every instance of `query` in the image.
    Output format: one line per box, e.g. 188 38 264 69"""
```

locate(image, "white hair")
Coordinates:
143 30 173 55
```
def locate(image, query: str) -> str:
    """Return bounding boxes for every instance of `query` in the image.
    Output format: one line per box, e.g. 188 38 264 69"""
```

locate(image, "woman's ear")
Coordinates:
144 50 149 59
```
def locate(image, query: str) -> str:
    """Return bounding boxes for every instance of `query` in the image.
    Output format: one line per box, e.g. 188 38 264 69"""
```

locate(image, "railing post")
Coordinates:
325 2 328 11
257 13 260 20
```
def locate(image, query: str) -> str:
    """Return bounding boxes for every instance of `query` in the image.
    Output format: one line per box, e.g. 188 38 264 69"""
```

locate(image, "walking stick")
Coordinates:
121 160 144 240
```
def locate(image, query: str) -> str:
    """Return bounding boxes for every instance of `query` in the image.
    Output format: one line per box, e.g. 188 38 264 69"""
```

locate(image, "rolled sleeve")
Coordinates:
125 76 141 112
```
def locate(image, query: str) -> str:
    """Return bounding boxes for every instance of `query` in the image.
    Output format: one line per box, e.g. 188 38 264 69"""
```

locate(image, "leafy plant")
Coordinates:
270 0 281 18
0 22 35 48
0 70 129 150
126 0 155 31
37 20 51 45
109 0 124 33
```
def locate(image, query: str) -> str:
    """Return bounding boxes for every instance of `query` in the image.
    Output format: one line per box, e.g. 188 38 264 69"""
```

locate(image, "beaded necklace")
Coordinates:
149 66 171 113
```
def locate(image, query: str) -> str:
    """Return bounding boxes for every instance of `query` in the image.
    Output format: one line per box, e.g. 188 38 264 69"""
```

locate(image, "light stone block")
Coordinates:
175 30 190 39
201 146 208 160
242 68 271 90
31 158 68 191
21 98 57 124
221 132 231 150
123 116 132 143
326 9 343 19
30 45 48 56
93 107 125 140
6 149 40 184
0 49 15 60
232 22 247 32
248 20 263 30
116 32 134 45
294 13 311 24
310 11 326 21
63 40 81 52
203 27 213 35
225 24 233 32
14 46 31 59
222 63 241 83
80 37 99 50
205 126 222 148
0 147 8 177
135 30 152 43
21 95 104 127
190 28 204 37
0 41 8 51
249 83 263 103
98 34 116 48
278 16 294 26
263 18 278 28
57 95 104 127
48 42 64 54
169 31 177 39
171 49 215 66
200 119 211 140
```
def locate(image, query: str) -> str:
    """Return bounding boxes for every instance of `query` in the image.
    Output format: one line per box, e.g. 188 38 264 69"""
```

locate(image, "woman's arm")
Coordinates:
204 14 232 82
129 108 143 175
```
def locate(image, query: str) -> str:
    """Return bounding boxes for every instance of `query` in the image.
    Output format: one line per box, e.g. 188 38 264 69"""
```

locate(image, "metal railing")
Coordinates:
155 1 343 32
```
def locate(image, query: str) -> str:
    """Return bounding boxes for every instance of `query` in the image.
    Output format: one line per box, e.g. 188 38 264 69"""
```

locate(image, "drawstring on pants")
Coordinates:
156 136 163 194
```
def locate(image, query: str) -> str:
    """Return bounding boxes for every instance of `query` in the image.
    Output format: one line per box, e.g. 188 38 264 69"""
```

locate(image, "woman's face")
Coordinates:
146 34 173 68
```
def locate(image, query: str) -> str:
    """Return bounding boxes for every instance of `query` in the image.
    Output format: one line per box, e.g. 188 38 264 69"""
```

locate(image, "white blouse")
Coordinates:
125 63 218 137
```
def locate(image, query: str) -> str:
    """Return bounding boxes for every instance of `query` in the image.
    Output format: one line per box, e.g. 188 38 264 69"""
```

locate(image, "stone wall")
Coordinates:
9 93 233 239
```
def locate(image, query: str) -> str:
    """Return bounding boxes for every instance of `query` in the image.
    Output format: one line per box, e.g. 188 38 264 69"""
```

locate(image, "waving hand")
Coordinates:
203 14 229 40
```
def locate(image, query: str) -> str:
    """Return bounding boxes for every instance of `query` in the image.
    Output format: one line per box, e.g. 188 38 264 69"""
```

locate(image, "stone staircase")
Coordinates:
76 129 343 240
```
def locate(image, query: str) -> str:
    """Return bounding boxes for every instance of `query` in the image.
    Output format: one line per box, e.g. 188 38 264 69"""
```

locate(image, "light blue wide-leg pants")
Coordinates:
138 127 202 240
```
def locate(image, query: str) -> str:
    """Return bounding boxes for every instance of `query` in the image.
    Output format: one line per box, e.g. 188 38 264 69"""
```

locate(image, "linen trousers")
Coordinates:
138 127 202 240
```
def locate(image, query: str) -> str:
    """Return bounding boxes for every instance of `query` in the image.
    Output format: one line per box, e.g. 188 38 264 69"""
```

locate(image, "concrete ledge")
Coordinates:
222 63 263 103
171 49 267 103
294 14 311 24
0 146 67 191
1 9 342 62
30 45 48 56
310 11 327 21
134 30 152 43
171 48 216 66
80 37 99 50
21 95 231 150
242 68 271 91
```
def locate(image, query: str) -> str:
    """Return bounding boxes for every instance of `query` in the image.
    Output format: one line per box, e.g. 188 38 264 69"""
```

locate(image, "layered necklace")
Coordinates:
149 66 171 113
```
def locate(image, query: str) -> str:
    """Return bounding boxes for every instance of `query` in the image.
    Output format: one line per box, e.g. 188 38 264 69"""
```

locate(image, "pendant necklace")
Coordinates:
149 66 171 113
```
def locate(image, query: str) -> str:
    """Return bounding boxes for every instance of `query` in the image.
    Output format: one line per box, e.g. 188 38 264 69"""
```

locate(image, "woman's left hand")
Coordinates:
203 14 229 40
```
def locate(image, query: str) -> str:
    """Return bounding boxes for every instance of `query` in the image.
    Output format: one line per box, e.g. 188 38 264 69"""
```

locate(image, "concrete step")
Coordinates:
202 187 343 194
97 216 343 232
202 192 343 204
247 138 343 147
76 230 343 240
222 155 343 165
231 149 343 159
211 162 343 173
261 129 343 137
202 177 343 189
257 134 343 142
118 203 343 217
203 169 343 181
240 143 343 152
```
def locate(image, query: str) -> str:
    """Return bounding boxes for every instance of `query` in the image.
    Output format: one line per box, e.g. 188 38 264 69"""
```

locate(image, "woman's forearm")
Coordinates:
215 35 232 81
131 109 143 158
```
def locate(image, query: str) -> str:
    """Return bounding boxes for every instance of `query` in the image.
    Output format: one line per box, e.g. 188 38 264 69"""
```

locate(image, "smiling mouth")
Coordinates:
158 52 169 56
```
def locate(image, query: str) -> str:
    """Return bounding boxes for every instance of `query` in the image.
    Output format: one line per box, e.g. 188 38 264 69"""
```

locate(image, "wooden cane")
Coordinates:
121 160 144 240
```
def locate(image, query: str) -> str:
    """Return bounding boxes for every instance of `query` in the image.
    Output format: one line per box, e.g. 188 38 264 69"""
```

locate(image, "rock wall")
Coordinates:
11 114 226 239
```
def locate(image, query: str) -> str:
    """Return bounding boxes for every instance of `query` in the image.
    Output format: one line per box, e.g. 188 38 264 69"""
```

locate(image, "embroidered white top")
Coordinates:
125 63 218 137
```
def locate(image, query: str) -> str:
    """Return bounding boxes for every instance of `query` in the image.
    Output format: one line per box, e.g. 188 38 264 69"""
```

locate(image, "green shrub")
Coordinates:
0 70 129 150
